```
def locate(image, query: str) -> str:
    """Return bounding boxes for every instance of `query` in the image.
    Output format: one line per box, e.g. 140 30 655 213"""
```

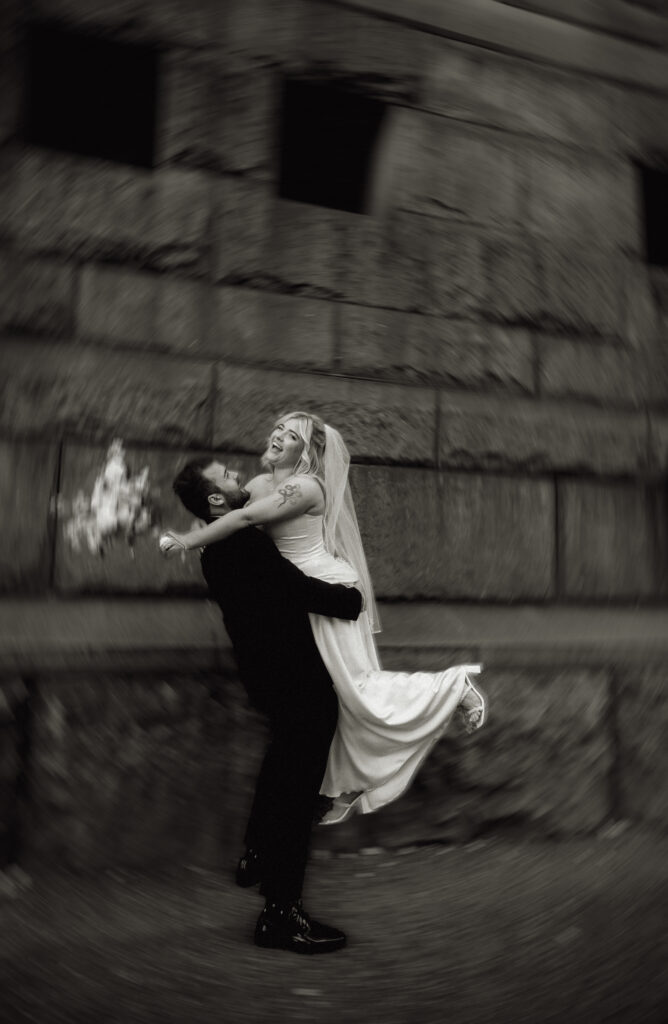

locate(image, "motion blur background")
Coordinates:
0 2 667 1017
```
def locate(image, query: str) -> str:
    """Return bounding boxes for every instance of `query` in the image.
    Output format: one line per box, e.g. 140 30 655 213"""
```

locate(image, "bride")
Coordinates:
160 411 486 823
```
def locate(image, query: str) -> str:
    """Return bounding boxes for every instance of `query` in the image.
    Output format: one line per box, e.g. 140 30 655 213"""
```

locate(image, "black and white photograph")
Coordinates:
1 1 667 1022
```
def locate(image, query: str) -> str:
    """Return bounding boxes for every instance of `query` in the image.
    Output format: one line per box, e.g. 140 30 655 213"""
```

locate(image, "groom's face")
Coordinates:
203 461 248 511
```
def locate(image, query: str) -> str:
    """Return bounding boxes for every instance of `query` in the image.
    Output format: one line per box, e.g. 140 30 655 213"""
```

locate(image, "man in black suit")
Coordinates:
171 457 362 955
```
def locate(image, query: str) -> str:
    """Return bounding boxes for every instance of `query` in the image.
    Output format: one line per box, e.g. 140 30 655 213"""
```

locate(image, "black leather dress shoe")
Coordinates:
235 848 262 888
254 900 346 955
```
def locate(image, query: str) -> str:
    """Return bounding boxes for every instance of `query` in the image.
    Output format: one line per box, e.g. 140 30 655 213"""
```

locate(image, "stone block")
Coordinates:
526 149 639 253
439 393 649 475
624 261 662 352
338 307 534 393
0 440 58 593
428 224 486 317
28 0 145 34
0 338 213 447
292 3 426 102
213 364 437 464
158 54 278 180
211 176 271 283
260 199 344 298
142 0 227 47
607 85 668 163
78 265 154 346
623 266 668 406
339 209 432 313
558 479 658 599
6 150 152 260
153 277 210 355
479 232 543 324
54 443 258 595
215 190 345 297
28 0 148 30
421 41 615 152
538 337 645 407
6 150 213 270
220 0 304 72
0 251 75 336
420 42 496 130
78 264 210 354
210 70 278 180
212 288 335 369
536 243 626 337
617 665 668 832
144 168 213 273
350 465 555 600
393 115 524 227
156 51 213 168
504 70 614 153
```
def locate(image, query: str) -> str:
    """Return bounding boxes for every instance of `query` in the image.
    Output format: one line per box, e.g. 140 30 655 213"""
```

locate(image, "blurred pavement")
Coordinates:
1 831 667 1024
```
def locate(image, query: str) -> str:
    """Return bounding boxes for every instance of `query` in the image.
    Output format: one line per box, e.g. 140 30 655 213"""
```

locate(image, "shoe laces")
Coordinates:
289 900 311 931
265 899 310 929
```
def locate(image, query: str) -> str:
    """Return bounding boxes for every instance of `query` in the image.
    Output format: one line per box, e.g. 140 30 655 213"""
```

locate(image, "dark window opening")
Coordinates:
279 79 386 214
24 24 158 168
639 164 668 266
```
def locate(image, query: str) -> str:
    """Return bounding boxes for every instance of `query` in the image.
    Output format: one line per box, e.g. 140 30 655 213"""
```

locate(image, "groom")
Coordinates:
171 457 362 955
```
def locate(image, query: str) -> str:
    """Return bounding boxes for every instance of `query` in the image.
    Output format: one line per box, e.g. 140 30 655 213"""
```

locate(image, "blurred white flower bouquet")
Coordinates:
64 440 154 555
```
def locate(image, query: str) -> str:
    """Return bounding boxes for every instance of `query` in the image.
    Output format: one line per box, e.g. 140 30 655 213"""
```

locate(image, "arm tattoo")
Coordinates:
277 483 302 508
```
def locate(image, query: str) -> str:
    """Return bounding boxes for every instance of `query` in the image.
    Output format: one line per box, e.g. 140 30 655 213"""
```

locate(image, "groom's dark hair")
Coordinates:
172 458 216 521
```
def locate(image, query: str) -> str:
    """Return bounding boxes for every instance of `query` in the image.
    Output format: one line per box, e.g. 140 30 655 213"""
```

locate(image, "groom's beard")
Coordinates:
233 488 250 509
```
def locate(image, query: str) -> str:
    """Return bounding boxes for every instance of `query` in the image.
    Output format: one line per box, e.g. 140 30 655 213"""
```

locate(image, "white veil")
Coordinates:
321 425 381 634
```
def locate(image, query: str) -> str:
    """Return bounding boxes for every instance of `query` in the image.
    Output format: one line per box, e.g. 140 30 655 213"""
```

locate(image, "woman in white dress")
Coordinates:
161 411 486 824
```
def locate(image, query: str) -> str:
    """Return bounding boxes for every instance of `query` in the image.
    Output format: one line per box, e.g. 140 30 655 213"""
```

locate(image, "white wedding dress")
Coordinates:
267 513 481 824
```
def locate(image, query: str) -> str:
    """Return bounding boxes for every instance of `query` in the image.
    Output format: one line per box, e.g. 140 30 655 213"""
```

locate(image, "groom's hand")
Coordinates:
344 585 364 618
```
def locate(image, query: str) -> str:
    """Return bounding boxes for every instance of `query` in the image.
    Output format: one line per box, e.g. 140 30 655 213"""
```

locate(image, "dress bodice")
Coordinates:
266 514 359 586
267 514 327 563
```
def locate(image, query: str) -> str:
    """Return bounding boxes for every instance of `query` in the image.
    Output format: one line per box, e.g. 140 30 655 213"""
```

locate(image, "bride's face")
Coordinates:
263 418 305 470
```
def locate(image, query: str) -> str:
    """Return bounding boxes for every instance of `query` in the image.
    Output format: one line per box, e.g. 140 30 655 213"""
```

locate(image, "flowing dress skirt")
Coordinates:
268 515 481 824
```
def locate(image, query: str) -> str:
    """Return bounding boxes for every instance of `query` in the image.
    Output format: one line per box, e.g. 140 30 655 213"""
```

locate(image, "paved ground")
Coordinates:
1 830 667 1024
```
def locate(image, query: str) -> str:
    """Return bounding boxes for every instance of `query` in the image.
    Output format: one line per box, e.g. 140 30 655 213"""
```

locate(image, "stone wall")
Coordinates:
1 0 667 866
1 0 667 604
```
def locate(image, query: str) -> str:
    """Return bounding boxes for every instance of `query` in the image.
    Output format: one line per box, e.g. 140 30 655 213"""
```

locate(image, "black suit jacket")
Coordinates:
201 526 362 711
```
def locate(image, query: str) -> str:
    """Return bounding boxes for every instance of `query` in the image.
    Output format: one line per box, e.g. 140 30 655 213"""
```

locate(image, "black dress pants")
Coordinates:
244 682 338 905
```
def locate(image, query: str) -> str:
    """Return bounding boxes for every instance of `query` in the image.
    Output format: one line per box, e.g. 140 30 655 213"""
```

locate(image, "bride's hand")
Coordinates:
159 531 189 558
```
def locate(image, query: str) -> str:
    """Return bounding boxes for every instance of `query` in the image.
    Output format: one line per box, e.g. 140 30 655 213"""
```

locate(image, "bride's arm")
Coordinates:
163 476 322 552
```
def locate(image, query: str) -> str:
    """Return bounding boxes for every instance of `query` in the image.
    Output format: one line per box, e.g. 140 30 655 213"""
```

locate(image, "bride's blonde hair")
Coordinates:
263 410 327 479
